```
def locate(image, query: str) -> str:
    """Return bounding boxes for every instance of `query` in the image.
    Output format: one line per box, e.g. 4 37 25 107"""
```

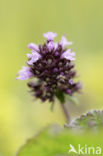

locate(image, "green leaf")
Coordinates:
50 102 55 112
17 110 103 156
65 95 79 106
65 110 103 130
17 123 103 156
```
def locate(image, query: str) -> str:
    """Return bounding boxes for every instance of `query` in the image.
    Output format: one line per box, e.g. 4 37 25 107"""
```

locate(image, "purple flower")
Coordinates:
17 32 81 102
61 49 75 61
28 43 39 52
27 51 42 65
43 32 57 41
60 36 72 48
69 79 74 85
17 66 33 80
47 41 55 51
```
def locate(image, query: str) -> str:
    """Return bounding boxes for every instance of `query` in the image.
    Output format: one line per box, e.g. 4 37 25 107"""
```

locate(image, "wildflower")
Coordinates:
43 32 57 41
27 51 42 65
60 36 72 48
17 32 81 102
17 66 34 80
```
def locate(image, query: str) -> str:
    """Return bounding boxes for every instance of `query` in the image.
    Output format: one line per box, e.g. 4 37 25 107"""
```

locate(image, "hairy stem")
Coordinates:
60 103 70 124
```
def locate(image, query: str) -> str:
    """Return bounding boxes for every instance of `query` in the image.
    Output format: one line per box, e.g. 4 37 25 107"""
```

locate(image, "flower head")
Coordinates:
17 32 81 102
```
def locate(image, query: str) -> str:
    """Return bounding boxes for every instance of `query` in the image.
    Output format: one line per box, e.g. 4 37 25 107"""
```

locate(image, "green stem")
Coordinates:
60 103 70 124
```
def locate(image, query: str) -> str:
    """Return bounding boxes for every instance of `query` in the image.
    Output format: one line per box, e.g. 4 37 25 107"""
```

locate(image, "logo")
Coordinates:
68 144 101 155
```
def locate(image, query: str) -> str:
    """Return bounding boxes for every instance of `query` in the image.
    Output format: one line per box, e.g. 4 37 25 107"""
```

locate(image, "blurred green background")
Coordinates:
0 0 103 155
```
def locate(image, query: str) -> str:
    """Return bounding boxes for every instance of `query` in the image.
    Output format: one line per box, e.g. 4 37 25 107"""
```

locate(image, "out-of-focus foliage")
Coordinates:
66 110 103 130
0 0 103 156
17 124 103 156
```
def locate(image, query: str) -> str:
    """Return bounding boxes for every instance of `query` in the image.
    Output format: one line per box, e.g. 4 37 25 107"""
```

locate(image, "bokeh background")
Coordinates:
0 0 103 155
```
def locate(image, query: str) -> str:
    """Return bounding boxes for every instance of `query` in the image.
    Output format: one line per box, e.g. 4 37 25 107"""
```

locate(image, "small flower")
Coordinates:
60 36 72 48
69 79 74 85
17 66 33 80
43 32 57 41
47 41 55 52
61 49 75 61
17 32 81 102
28 43 39 51
27 51 42 65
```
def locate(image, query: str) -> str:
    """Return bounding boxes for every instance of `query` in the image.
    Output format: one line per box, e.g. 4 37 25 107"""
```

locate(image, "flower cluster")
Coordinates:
17 32 81 102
